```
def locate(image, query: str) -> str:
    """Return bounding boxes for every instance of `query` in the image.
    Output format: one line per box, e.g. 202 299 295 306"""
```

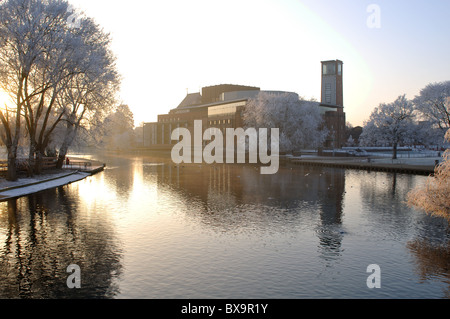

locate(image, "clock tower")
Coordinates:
320 60 346 148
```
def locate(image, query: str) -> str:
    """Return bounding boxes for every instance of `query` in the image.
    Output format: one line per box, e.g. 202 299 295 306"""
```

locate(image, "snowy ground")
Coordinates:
369 157 442 166
0 170 90 201
285 154 442 166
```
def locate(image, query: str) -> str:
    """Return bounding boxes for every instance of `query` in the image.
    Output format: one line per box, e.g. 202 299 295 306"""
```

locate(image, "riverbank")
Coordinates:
284 155 441 175
0 158 105 202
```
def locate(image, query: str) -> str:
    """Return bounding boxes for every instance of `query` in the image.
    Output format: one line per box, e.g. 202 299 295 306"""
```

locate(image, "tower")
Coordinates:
321 60 343 106
320 60 346 149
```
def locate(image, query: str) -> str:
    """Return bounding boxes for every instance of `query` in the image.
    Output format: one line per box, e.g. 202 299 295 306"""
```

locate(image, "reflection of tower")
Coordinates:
320 60 346 148
316 168 346 262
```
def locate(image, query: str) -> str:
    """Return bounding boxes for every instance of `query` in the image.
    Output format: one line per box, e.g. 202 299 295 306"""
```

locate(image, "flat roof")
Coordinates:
321 60 343 64
169 98 249 113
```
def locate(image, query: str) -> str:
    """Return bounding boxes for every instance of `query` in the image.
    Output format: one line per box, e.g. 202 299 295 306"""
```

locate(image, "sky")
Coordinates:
63 0 450 127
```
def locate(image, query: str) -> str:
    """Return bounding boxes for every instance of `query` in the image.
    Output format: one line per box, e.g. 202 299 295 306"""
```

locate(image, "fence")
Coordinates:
0 157 58 175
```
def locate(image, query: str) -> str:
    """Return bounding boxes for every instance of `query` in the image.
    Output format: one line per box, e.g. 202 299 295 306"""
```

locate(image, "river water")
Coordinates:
0 152 449 299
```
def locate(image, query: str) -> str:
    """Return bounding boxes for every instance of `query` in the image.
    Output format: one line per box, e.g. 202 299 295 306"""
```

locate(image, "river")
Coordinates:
0 152 449 299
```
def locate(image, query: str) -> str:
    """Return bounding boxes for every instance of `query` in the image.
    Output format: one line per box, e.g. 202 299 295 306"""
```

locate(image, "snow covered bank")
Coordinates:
0 171 90 202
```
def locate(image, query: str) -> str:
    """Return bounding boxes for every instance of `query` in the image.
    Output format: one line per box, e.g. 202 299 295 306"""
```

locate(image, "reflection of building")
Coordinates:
143 60 347 150
151 162 346 235
319 60 346 148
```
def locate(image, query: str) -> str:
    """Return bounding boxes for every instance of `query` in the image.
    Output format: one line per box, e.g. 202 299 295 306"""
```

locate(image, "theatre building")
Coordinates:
143 84 266 149
143 60 347 150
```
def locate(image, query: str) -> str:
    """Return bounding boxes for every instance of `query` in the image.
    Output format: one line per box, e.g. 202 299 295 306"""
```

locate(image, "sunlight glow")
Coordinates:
0 91 9 112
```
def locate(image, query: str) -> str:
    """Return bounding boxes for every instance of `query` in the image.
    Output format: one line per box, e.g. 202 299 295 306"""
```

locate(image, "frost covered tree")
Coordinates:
0 0 120 177
243 92 327 152
346 135 355 147
93 105 135 151
55 16 120 168
407 129 450 222
0 0 55 179
359 95 416 159
413 81 450 131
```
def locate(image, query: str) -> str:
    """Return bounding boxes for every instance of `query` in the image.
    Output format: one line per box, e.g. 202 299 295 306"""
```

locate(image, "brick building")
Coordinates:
143 60 347 150
143 85 262 149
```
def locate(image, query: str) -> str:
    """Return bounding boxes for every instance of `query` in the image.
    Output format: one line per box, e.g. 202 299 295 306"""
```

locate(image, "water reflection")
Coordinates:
407 239 450 298
151 162 346 261
1 152 449 298
0 187 122 299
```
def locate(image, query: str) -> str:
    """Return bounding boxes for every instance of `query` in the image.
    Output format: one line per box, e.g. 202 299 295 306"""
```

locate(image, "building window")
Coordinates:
325 83 332 104
338 63 342 75
323 63 336 75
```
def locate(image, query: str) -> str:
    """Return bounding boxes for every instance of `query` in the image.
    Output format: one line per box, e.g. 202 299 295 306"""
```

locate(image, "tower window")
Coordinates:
323 63 336 75
325 84 332 104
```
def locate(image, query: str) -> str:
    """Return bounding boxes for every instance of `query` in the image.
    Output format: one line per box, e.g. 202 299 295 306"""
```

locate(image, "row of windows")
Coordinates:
156 119 233 126
209 119 232 125
159 117 181 123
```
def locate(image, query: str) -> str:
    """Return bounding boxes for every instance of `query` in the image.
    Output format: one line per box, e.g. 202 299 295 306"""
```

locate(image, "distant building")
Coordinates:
143 60 347 150
143 84 299 149
143 85 258 149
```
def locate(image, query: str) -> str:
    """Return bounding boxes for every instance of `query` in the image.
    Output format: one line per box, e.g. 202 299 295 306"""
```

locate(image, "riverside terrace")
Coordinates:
0 157 105 202
283 154 441 176
0 157 104 177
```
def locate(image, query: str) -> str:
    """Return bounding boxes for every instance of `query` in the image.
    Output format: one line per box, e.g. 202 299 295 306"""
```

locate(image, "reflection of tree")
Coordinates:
407 239 450 298
97 153 136 201
0 187 122 299
359 171 419 227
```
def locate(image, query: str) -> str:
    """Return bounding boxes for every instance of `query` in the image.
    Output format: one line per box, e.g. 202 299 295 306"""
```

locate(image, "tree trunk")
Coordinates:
34 149 44 175
56 142 69 169
56 124 77 169
392 142 398 160
6 151 17 182
28 141 36 177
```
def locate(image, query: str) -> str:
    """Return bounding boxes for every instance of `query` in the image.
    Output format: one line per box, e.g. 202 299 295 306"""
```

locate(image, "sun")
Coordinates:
0 90 11 112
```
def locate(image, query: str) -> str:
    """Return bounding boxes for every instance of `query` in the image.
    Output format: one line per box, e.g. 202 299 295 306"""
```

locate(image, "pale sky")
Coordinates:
67 0 450 127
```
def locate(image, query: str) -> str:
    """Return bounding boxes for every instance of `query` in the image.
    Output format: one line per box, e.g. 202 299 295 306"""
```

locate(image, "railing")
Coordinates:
0 157 98 178
0 157 58 175
63 159 92 170
0 161 7 173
